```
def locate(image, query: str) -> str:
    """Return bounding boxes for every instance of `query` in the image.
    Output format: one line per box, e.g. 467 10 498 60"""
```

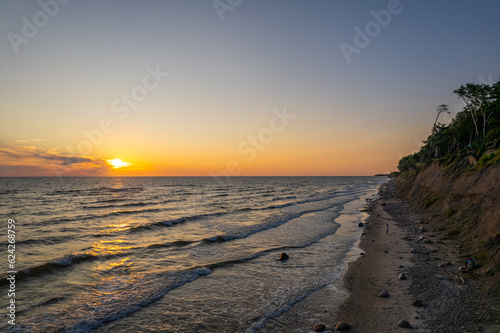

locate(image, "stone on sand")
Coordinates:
397 319 411 328
313 323 326 332
378 290 389 298
279 252 289 261
412 299 423 307
398 272 407 280
335 321 351 331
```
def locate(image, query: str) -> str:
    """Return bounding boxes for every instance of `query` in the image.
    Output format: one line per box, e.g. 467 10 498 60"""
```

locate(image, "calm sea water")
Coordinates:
0 176 386 332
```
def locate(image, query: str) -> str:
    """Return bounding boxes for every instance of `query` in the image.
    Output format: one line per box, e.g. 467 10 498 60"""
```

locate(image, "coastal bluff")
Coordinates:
394 162 500 276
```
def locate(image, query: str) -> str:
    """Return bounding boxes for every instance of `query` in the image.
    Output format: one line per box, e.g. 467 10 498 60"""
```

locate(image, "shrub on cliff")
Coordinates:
398 78 500 172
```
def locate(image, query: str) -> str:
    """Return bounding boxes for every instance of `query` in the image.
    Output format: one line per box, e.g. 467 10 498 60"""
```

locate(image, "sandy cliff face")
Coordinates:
395 163 500 273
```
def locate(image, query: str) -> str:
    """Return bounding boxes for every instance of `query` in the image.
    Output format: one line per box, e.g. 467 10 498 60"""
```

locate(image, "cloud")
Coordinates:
14 139 48 143
0 145 110 176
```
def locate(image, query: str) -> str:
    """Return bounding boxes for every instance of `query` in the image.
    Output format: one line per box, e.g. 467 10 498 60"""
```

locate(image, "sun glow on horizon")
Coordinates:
107 158 132 169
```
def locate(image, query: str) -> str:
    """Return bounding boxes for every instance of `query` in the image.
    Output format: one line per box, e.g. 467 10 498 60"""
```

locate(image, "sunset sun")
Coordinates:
107 158 131 169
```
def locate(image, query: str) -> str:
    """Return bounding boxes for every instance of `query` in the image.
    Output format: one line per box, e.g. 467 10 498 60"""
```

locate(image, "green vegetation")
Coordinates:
398 78 500 173
445 208 458 218
422 194 441 208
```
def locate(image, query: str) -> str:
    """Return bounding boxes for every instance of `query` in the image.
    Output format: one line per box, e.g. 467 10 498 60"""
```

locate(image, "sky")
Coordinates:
1 0 500 176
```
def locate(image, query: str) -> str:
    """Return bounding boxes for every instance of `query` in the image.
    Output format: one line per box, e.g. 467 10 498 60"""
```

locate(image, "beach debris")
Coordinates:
313 323 326 332
412 299 423 307
378 290 389 298
358 222 364 227
279 252 289 261
335 321 351 331
397 319 411 328
398 272 407 280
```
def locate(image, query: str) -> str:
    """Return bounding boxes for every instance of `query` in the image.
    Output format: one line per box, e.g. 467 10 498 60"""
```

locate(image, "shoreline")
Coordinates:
260 180 499 332
334 181 425 332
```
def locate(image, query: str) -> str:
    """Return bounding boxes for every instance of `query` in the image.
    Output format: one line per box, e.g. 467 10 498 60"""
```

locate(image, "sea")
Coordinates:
0 176 387 332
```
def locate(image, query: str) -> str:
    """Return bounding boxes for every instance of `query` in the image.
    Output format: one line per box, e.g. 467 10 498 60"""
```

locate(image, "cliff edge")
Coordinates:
395 163 500 277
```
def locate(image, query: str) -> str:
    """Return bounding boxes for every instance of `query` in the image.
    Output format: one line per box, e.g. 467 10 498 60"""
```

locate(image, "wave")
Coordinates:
8 267 212 333
8 242 322 332
110 193 350 238
47 186 144 197
272 195 297 201
126 213 221 234
4 197 345 288
83 202 149 209
0 189 19 195
4 206 359 333
145 239 196 249
38 207 165 225
84 198 126 204
0 252 131 286
35 185 362 228
14 235 74 246
126 217 188 233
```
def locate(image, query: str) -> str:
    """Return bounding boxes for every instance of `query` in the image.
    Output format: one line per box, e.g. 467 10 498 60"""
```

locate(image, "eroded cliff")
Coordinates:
395 163 500 274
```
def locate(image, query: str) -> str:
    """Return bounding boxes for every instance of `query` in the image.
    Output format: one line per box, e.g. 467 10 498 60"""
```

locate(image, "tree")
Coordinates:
454 83 491 144
399 77 500 173
429 104 450 158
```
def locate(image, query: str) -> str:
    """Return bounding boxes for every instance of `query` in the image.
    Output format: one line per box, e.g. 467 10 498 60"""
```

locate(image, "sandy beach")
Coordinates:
261 181 500 333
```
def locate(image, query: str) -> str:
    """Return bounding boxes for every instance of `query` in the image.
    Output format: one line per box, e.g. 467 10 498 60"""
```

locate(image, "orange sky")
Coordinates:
1 2 499 177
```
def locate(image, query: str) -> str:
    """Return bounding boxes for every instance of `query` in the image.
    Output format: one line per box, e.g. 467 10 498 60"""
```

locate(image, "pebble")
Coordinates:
313 323 326 332
398 272 407 280
378 291 389 298
279 253 289 261
412 299 423 307
397 319 411 328
335 321 351 331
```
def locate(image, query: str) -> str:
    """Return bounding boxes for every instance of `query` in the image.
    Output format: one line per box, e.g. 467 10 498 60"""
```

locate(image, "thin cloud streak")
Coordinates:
0 145 109 176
